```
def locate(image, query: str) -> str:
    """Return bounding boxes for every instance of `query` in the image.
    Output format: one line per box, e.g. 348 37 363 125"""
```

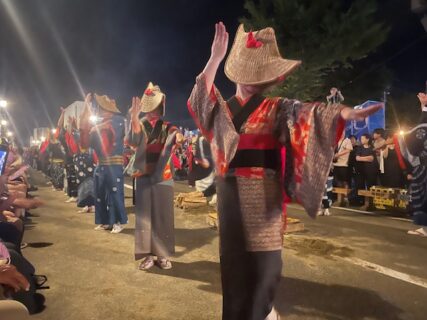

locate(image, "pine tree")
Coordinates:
240 0 390 101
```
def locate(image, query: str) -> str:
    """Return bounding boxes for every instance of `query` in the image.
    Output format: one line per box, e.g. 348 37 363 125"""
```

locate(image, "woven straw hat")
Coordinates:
94 94 121 113
140 82 165 115
225 24 301 85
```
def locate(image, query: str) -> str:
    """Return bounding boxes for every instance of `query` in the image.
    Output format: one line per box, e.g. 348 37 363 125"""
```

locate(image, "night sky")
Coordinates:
0 0 426 144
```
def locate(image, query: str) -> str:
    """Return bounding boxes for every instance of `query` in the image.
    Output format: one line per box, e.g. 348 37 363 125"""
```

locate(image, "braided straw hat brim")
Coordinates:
225 24 301 85
140 82 166 114
95 94 121 114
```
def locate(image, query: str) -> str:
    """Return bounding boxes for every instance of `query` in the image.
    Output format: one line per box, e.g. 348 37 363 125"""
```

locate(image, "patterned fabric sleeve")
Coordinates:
276 100 345 218
150 127 180 184
126 122 147 172
187 73 239 176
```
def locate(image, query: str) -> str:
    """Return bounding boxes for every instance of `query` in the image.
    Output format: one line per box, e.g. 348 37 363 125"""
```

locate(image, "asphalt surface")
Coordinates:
22 171 427 320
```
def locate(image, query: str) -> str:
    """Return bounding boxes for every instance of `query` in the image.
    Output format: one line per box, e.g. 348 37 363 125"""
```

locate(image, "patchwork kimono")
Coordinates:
187 73 344 320
58 129 80 198
44 141 65 190
395 114 427 227
127 118 179 259
81 114 127 226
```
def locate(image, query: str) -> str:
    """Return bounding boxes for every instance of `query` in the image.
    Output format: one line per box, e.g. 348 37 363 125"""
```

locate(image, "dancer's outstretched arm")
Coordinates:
340 104 383 121
202 22 229 94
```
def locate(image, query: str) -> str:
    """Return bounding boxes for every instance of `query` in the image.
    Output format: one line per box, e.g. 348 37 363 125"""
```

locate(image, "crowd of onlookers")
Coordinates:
329 128 407 211
0 139 47 319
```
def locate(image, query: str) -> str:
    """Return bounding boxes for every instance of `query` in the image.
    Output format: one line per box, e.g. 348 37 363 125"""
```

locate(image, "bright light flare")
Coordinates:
0 120 7 126
90 115 100 124
52 128 57 134
399 130 405 136
0 100 7 108
6 131 13 137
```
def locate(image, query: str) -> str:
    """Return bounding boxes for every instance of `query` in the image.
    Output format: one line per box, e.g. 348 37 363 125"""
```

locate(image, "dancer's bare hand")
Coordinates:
130 97 141 121
340 104 383 121
418 93 427 107
80 93 93 125
84 93 92 106
210 22 229 63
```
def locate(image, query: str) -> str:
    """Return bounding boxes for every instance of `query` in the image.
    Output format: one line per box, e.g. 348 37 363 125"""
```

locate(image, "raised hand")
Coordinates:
129 97 141 121
418 93 427 107
129 97 142 134
84 93 92 106
340 104 383 121
203 22 229 94
210 22 229 63
80 93 93 126
57 107 66 128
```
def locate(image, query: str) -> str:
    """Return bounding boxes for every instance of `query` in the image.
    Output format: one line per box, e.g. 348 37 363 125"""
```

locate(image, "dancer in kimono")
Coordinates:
187 22 382 320
41 133 65 190
395 92 427 237
73 150 96 213
80 93 127 234
57 113 79 203
56 107 97 212
127 82 183 270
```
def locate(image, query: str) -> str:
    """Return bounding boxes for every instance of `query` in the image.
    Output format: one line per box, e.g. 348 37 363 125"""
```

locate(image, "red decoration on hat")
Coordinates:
144 88 154 96
246 31 263 48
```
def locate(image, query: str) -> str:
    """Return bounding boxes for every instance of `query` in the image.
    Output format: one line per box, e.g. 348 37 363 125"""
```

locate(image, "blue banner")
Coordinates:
345 100 385 138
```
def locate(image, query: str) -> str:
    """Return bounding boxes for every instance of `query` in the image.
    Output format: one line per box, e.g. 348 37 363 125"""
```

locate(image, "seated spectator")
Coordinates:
0 261 30 319
0 144 46 314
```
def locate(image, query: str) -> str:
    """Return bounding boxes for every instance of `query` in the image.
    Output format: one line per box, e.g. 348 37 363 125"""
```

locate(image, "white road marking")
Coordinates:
331 206 374 215
334 256 427 289
287 204 411 222
389 217 412 222
124 184 133 190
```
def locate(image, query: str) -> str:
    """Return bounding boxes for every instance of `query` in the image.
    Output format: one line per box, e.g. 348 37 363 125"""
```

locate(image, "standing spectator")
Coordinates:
347 135 359 204
333 133 353 206
356 134 378 209
327 87 344 104
382 135 404 188
372 128 386 184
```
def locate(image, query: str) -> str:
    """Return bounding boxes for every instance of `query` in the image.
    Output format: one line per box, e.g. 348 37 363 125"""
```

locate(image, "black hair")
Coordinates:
361 133 371 140
373 128 385 137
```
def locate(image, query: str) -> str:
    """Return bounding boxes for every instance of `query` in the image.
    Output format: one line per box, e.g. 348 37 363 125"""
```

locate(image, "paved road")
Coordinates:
23 172 427 319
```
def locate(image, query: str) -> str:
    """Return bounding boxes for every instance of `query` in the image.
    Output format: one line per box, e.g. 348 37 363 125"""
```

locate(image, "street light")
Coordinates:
6 131 13 137
51 128 57 134
0 100 7 108
1 120 7 126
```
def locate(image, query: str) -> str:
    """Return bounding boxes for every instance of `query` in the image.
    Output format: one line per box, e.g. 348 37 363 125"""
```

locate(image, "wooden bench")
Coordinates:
332 187 351 195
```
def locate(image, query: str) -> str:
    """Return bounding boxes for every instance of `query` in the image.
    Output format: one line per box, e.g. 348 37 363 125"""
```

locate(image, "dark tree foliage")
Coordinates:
240 0 390 101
